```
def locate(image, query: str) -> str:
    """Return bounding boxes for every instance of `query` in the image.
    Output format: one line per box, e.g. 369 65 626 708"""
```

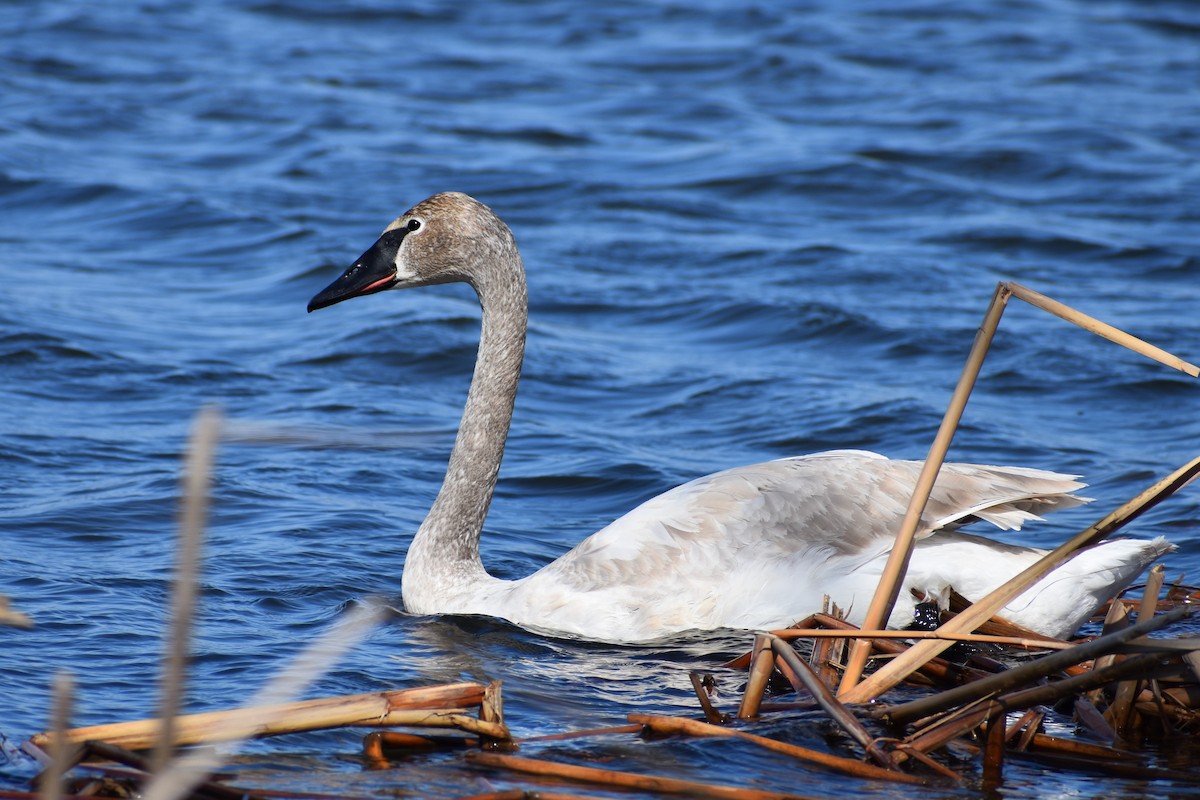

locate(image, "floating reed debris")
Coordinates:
696 567 1200 792
28 682 493 752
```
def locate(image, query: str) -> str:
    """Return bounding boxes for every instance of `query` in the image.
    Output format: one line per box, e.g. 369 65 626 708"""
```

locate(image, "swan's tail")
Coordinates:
1003 536 1176 639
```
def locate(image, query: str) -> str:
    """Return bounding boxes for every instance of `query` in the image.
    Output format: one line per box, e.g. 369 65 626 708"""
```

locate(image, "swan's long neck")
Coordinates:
402 243 528 610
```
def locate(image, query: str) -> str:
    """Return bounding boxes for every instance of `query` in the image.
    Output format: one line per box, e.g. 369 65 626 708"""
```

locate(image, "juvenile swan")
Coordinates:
308 192 1171 642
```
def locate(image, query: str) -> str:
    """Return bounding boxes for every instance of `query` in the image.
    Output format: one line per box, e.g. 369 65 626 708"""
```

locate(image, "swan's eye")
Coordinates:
407 218 423 232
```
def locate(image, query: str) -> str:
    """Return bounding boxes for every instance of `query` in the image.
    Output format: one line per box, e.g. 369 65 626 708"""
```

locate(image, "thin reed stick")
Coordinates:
1108 565 1168 736
629 715 927 785
153 406 222 776
477 681 509 745
1138 564 1166 624
1006 283 1200 378
466 751 817 800
837 284 1014 696
1085 598 1131 704
40 673 74 800
844 457 1200 704
838 282 1197 696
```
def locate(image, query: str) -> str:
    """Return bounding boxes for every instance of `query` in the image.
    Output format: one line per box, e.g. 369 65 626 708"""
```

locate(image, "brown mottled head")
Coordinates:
307 192 518 312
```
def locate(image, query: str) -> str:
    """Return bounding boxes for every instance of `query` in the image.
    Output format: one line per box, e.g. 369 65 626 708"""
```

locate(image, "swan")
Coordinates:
307 192 1172 643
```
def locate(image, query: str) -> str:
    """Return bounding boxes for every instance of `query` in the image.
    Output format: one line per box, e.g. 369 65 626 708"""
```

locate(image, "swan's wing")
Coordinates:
533 451 1088 593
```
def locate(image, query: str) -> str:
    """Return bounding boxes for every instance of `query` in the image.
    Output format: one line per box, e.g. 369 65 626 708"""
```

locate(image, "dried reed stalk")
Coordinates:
1082 598 1132 705
29 682 487 751
737 635 775 720
837 282 1198 696
808 631 840 688
844 457 1200 704
153 406 221 776
1139 564 1167 624
363 730 475 761
1107 565 1168 737
1006 283 1200 377
39 673 75 800
1018 730 1137 761
837 284 1014 696
466 751 816 800
629 714 926 785
1003 708 1043 751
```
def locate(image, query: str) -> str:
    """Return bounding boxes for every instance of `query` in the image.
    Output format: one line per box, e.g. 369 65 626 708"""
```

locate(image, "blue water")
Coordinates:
3 0 1200 796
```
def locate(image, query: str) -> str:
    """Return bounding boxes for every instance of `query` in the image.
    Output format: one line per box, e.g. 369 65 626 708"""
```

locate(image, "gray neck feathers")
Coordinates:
405 230 528 585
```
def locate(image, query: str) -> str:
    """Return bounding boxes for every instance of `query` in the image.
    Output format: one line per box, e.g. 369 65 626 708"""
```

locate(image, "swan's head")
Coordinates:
307 192 516 312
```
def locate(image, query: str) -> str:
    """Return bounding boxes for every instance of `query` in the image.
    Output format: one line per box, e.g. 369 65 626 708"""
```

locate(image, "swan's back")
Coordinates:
494 451 1092 640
